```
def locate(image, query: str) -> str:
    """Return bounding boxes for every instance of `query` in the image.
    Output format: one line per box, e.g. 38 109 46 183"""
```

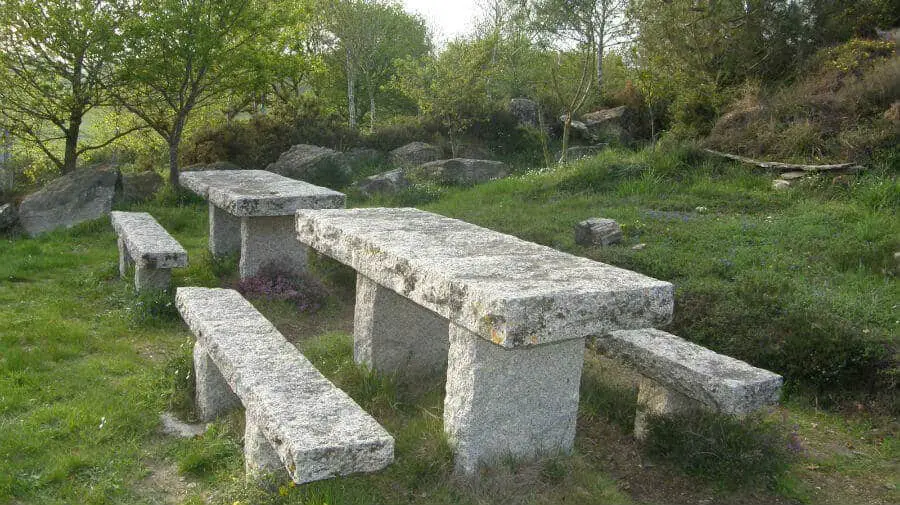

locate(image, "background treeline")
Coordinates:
0 0 897 191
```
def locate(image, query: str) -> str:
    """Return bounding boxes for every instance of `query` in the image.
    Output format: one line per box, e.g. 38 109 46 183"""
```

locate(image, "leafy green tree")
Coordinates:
327 0 430 132
0 0 140 173
113 0 273 186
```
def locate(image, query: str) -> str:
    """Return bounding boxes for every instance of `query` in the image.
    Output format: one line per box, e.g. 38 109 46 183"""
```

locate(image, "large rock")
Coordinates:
509 98 540 128
119 171 163 203
409 158 507 186
0 203 17 231
558 115 596 142
574 218 622 246
582 106 631 143
388 142 440 168
18 166 119 236
355 169 409 197
266 144 353 189
563 144 608 160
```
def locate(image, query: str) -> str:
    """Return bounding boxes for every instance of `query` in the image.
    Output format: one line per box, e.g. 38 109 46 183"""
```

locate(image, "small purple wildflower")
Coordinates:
236 264 329 313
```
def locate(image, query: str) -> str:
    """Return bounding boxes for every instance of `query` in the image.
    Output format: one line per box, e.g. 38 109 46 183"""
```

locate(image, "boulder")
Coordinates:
0 202 17 231
388 142 441 168
574 218 623 246
266 144 353 189
409 158 508 186
773 179 791 191
509 98 540 128
183 160 242 171
18 166 119 236
343 147 384 169
582 106 632 143
119 171 163 203
558 115 596 142
355 168 410 197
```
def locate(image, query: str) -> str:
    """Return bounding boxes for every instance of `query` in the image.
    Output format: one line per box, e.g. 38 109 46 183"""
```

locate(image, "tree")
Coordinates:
327 0 430 132
113 0 272 186
0 0 140 173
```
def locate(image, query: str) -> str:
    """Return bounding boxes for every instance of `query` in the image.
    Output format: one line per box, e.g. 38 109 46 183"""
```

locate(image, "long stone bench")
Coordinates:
110 211 187 292
592 328 783 439
295 207 675 474
174 287 394 484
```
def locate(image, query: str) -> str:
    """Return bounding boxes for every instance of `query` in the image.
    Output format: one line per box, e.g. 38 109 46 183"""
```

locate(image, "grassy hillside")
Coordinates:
1 145 897 504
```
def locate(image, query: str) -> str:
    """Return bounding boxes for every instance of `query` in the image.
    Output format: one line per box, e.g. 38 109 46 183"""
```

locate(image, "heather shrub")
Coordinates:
235 264 329 313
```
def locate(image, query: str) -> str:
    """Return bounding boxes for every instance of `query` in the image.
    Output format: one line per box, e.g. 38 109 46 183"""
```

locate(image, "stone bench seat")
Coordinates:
175 287 394 484
593 328 783 439
110 211 187 291
295 207 675 474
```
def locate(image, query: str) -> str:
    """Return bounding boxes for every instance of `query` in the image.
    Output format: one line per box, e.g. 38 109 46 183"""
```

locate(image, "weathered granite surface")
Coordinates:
208 204 241 256
0 202 17 231
181 170 345 217
175 287 394 484
409 158 508 186
354 275 450 380
444 325 584 474
595 328 783 414
574 218 623 246
296 208 674 348
193 340 241 421
239 215 308 278
19 166 118 236
110 211 188 269
633 376 703 440
388 142 440 168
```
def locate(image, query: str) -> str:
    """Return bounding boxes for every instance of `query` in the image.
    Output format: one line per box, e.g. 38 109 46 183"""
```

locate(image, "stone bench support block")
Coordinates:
110 211 188 292
594 328 783 440
245 405 287 477
443 324 585 474
239 215 308 279
194 341 241 422
209 203 241 257
354 274 450 381
176 287 394 484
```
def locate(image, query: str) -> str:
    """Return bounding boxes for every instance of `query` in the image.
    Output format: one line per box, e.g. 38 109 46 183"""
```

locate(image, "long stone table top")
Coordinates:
181 170 345 217
296 208 674 348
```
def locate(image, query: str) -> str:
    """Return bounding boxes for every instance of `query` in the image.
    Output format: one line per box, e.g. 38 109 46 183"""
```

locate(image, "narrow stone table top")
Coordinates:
181 170 345 217
110 211 188 268
596 328 783 413
296 208 674 348
175 287 394 483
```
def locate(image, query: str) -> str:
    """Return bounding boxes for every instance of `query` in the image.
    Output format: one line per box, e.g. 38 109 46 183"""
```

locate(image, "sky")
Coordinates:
401 0 481 45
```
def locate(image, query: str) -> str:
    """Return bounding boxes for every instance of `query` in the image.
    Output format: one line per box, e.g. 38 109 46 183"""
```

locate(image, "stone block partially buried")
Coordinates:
574 218 623 246
443 324 585 475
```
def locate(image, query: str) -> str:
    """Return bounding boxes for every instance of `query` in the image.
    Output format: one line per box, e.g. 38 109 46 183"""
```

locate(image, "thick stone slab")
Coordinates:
296 208 674 348
595 328 783 414
181 170 345 217
110 211 187 269
175 287 394 484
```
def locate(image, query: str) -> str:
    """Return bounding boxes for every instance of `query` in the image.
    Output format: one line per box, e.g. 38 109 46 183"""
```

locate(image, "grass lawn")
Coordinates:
0 146 896 504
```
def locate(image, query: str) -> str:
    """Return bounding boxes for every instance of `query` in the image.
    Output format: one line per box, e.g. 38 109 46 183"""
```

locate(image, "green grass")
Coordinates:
0 143 897 504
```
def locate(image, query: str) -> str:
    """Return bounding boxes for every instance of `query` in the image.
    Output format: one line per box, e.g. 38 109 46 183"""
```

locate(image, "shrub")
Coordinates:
235 264 329 313
642 410 793 488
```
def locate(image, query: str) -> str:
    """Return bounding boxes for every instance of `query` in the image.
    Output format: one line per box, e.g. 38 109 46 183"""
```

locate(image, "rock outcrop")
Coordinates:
388 142 440 168
18 166 119 236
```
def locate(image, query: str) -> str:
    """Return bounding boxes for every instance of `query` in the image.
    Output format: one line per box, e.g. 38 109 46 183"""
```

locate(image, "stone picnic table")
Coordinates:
295 207 675 474
181 170 345 279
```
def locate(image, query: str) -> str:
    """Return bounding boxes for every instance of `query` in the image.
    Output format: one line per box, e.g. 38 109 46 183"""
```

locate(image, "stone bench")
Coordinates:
592 328 783 439
295 207 674 474
110 211 187 292
174 287 394 484
180 170 345 279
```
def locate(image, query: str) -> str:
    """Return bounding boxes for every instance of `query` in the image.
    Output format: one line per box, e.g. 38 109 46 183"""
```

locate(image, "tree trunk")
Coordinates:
596 48 604 97
368 86 376 134
168 115 186 188
346 50 357 129
62 126 80 173
559 113 572 164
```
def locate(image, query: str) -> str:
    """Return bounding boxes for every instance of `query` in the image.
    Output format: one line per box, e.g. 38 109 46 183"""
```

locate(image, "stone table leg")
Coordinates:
209 204 241 257
244 405 285 478
117 237 133 278
134 265 171 292
194 341 241 422
354 274 450 382
443 324 585 475
633 376 704 441
239 215 308 279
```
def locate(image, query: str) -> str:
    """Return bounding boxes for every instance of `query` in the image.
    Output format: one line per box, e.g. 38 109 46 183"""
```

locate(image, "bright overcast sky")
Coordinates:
402 0 481 45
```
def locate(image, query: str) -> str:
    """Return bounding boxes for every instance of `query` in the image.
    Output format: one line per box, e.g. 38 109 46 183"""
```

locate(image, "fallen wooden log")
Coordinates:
703 149 864 173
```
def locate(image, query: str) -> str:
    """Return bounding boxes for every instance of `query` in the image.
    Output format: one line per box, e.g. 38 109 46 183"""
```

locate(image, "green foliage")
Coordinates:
642 410 793 488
